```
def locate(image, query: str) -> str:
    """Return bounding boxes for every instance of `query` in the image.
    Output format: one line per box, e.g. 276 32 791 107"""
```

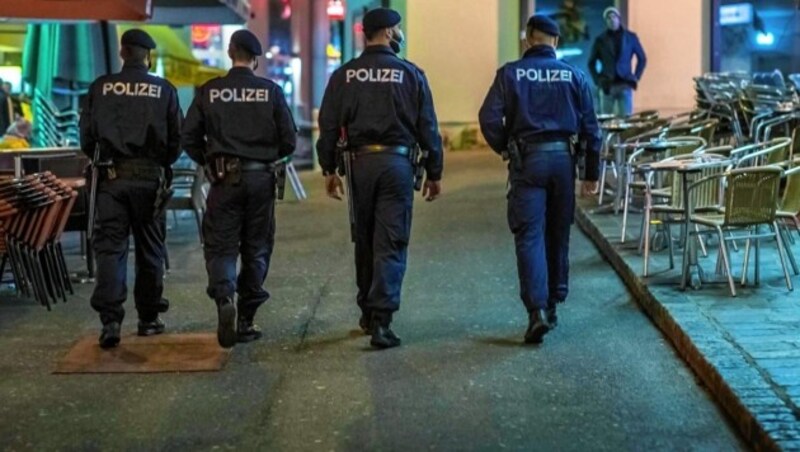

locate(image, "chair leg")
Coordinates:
621 187 630 243
741 237 751 286
717 227 736 297
754 228 761 286
598 161 607 205
666 223 675 270
773 222 794 291
694 225 708 257
779 224 799 275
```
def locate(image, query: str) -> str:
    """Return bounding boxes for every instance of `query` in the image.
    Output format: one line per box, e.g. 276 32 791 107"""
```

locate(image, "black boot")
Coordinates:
237 316 263 343
99 322 121 349
216 297 237 349
137 316 166 336
370 311 401 349
524 309 551 344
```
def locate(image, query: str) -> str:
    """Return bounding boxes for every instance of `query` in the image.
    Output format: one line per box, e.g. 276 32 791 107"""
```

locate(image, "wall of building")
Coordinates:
626 0 706 112
405 0 501 124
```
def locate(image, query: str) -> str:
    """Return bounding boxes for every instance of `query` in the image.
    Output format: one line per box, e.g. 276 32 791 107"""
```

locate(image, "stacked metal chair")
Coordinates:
0 172 81 309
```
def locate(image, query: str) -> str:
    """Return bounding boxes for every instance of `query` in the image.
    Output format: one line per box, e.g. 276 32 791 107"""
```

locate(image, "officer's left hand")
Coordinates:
423 179 441 202
580 180 599 197
325 174 345 200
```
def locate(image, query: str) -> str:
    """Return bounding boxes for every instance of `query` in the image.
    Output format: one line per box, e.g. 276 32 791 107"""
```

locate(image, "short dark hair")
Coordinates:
229 43 256 63
120 45 149 64
363 27 383 41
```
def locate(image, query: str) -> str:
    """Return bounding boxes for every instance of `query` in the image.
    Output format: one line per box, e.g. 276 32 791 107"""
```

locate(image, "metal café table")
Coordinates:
644 157 731 289
620 139 699 244
5 146 81 178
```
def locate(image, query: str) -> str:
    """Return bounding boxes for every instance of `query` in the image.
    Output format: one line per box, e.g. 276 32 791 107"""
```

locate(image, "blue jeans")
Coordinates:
601 84 633 116
507 150 575 312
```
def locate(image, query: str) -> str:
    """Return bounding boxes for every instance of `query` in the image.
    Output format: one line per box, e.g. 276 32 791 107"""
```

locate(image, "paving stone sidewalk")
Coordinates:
576 199 800 451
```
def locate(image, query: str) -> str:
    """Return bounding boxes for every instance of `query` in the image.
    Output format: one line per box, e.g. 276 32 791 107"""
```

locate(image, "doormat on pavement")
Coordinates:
54 333 230 374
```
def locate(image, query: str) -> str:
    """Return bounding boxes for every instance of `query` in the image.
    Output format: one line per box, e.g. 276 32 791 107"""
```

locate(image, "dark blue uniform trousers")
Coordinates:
90 178 167 325
203 171 275 319
352 153 414 314
507 150 575 312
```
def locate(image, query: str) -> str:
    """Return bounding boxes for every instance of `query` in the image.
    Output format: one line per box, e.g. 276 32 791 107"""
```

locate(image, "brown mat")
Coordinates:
54 333 230 374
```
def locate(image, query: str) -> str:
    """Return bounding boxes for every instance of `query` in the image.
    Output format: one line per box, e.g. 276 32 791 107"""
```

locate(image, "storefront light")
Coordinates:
756 31 774 46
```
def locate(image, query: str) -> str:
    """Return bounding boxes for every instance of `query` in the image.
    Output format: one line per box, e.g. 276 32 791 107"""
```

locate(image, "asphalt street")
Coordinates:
0 150 744 451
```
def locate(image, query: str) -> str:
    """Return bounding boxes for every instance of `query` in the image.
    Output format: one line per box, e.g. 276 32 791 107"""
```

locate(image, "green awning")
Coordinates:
0 25 26 53
118 24 225 86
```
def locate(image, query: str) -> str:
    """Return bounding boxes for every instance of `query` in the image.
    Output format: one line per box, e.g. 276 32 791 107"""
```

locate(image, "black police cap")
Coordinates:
230 29 263 56
363 8 402 33
120 29 156 50
527 14 561 37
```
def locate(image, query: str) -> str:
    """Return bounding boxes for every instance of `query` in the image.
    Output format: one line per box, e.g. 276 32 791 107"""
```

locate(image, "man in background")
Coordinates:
588 7 646 116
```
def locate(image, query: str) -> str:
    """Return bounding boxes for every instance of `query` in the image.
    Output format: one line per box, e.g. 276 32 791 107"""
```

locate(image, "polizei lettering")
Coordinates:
345 68 404 84
208 88 270 103
516 68 573 83
101 82 162 98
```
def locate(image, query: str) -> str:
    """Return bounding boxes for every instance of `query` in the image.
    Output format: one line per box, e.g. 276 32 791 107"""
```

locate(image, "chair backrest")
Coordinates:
732 138 792 168
723 166 783 226
667 136 706 158
781 165 800 215
665 154 728 210
191 166 207 212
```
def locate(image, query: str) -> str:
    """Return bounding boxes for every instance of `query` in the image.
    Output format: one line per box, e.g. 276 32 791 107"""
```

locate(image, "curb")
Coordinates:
575 203 780 452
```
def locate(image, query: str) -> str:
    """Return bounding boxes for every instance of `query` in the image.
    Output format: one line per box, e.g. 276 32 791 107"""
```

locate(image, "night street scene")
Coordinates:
0 0 799 450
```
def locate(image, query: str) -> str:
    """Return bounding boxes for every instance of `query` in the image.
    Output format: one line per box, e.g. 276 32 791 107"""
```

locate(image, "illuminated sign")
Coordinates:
327 0 345 21
719 3 753 26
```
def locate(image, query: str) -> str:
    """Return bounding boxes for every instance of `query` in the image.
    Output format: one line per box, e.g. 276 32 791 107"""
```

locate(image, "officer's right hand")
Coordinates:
325 174 345 200
423 179 441 202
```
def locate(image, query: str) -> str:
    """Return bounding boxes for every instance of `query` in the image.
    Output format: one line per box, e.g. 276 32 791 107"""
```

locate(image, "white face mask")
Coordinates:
390 28 405 54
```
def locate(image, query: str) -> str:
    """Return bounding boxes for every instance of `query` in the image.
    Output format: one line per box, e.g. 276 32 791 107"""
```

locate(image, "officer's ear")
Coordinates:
553 36 560 49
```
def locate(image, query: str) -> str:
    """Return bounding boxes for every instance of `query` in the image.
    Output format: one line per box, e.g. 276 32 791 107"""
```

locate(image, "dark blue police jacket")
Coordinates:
478 45 602 179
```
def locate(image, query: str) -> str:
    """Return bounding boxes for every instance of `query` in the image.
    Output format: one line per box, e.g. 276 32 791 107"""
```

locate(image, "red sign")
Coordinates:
327 0 345 21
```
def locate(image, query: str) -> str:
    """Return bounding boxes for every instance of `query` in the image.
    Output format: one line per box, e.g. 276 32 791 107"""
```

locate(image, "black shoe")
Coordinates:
369 311 401 349
99 322 121 349
216 297 237 349
359 313 373 335
546 304 558 329
137 317 165 336
237 317 263 343
371 325 402 349
524 309 551 344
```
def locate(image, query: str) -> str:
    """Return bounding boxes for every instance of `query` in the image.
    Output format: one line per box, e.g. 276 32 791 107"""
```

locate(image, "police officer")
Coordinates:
182 30 296 349
317 8 443 349
79 29 182 349
478 15 601 345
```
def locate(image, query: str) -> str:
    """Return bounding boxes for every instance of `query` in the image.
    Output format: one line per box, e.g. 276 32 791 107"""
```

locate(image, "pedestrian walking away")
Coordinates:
79 28 183 349
479 14 602 345
182 29 297 348
316 7 444 350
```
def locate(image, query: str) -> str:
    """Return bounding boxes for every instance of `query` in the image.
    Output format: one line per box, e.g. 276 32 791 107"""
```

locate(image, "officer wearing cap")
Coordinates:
182 29 296 348
80 28 183 349
479 15 601 345
317 7 443 349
